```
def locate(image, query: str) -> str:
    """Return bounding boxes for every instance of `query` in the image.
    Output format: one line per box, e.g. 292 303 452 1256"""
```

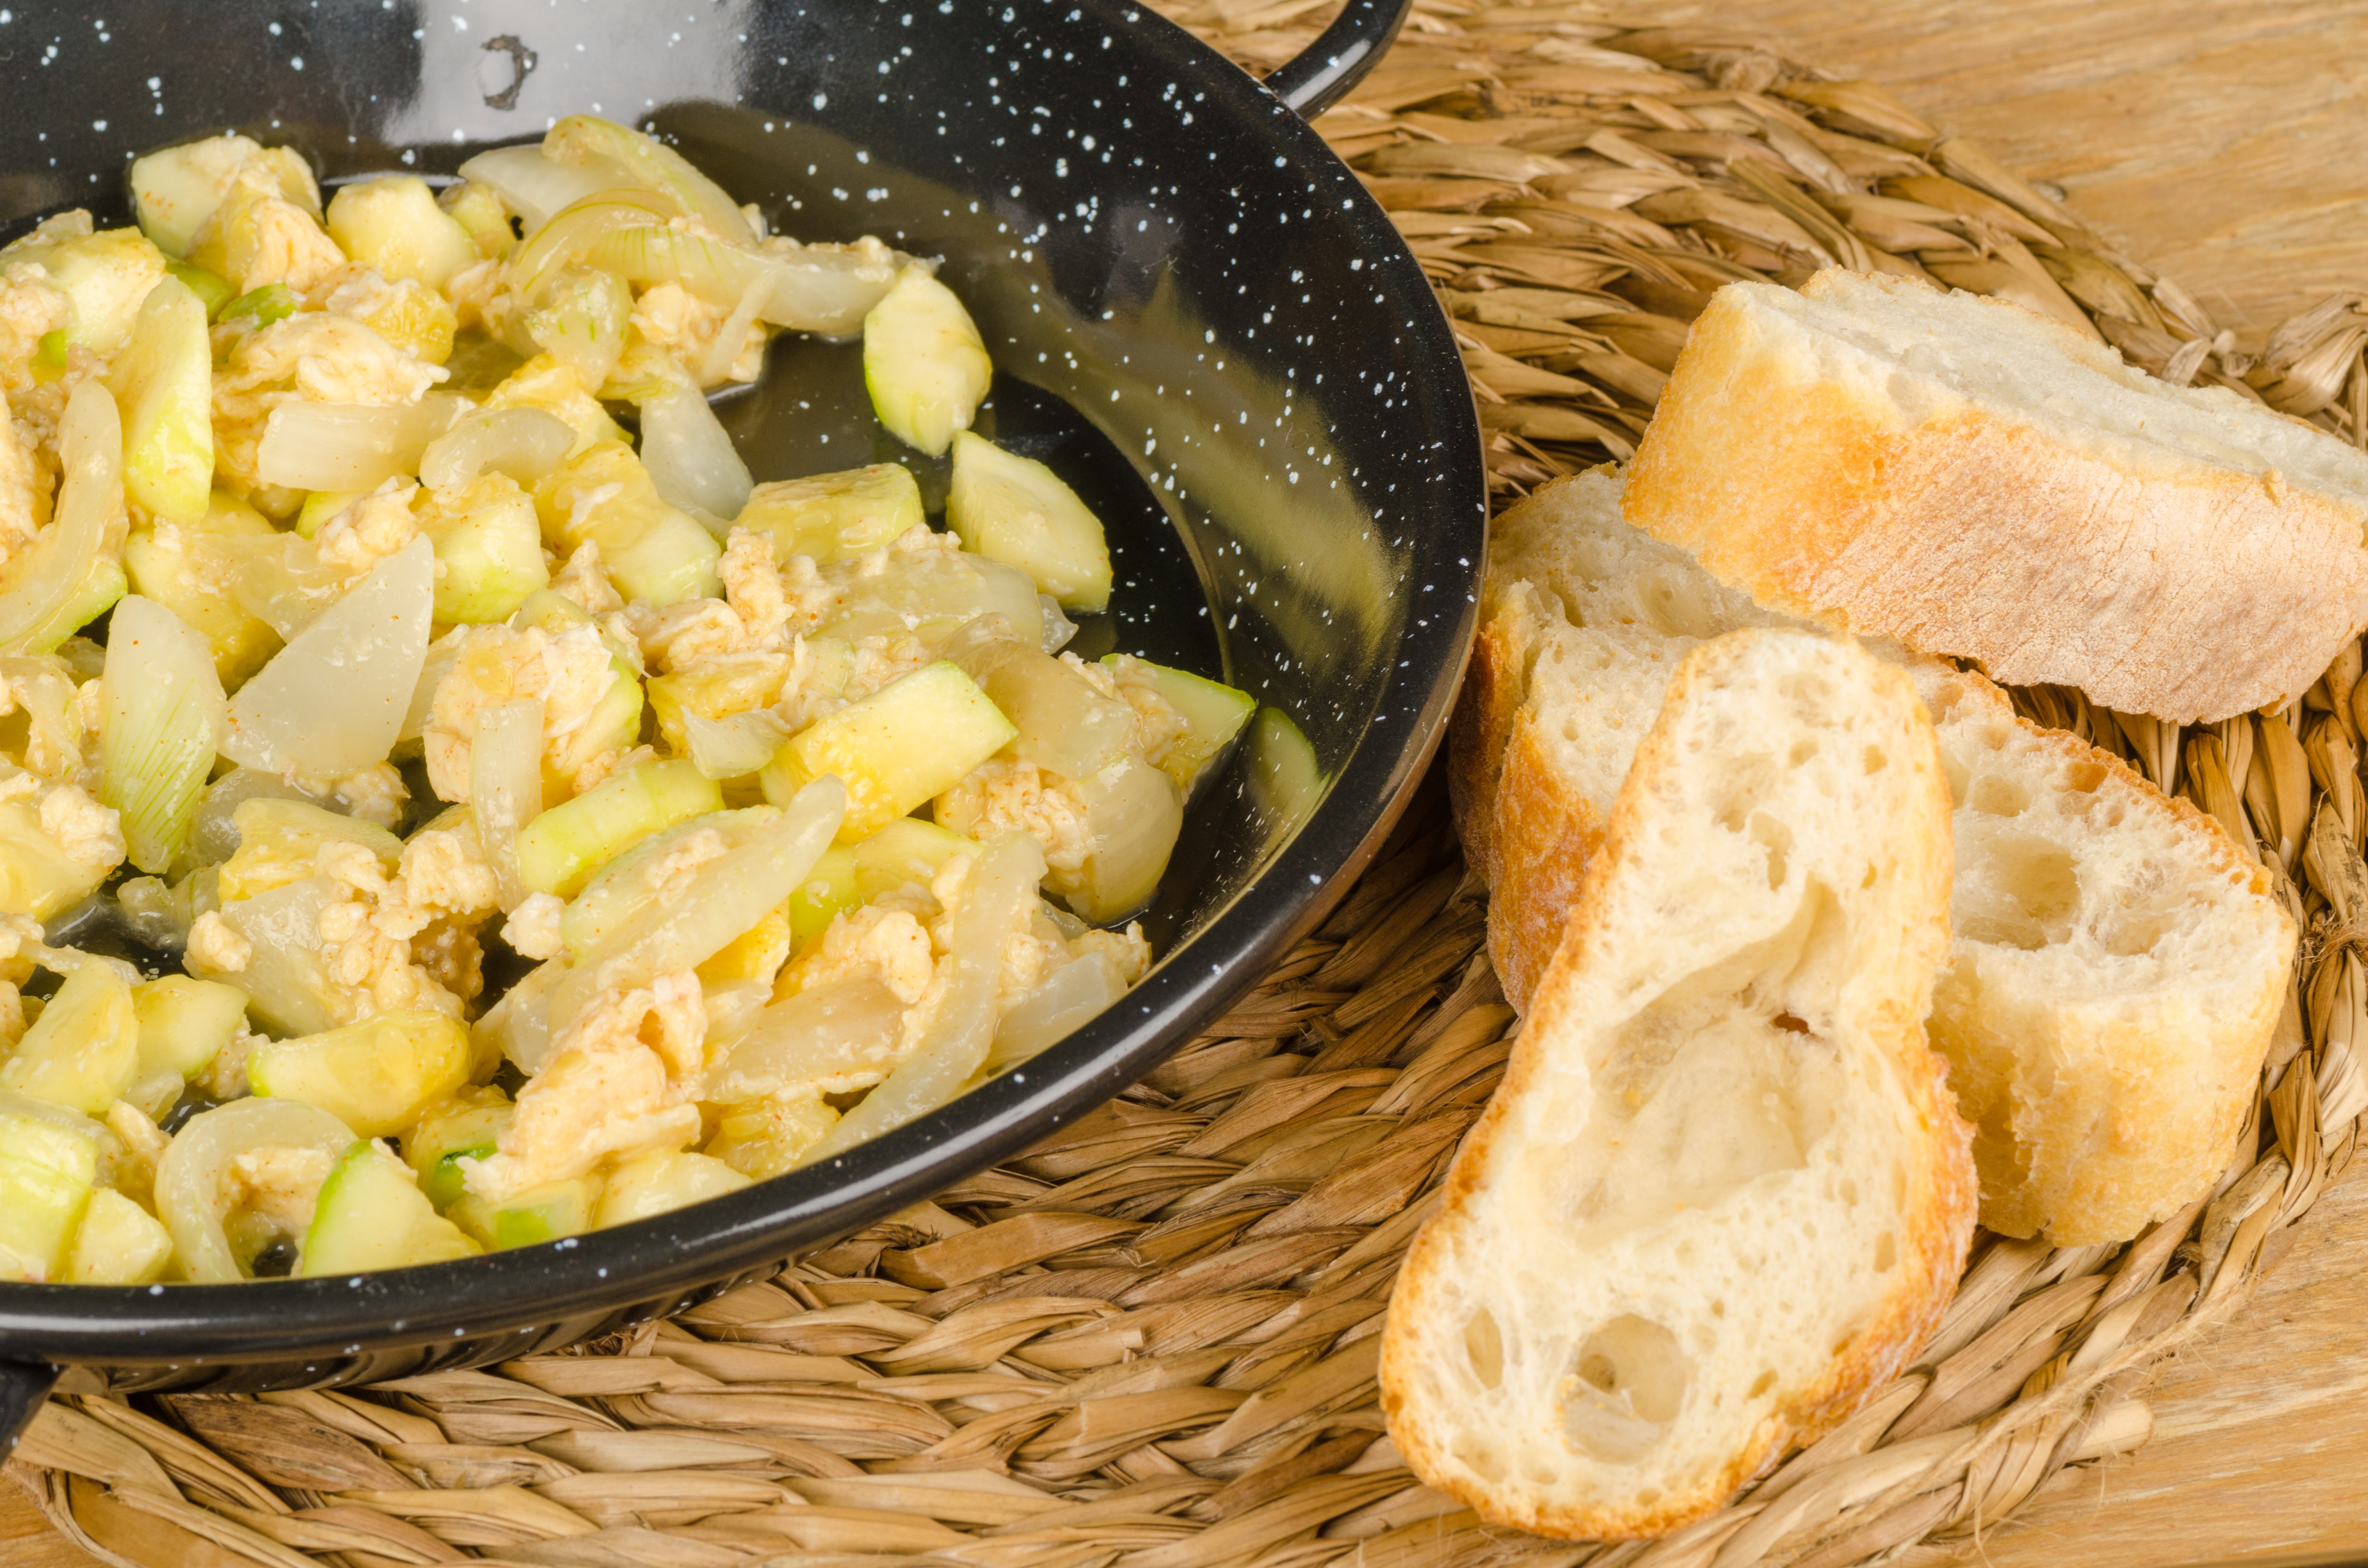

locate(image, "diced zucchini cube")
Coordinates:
38 229 169 355
324 176 478 291
65 1188 174 1284
594 1148 751 1228
706 1099 840 1181
735 465 923 564
131 135 316 258
104 275 214 524
760 662 1016 842
132 975 251 1084
854 816 981 898
534 441 721 607
0 960 139 1114
300 1141 480 1276
946 432 1112 612
646 655 795 756
439 180 517 260
516 759 723 899
483 354 628 457
0 1113 96 1281
400 1086 512 1210
862 266 991 456
415 472 551 624
448 1174 602 1249
1104 653 1256 794
247 1009 473 1139
785 843 862 940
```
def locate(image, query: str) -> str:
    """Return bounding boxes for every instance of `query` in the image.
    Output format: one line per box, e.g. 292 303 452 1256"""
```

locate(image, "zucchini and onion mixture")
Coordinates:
0 118 1253 1284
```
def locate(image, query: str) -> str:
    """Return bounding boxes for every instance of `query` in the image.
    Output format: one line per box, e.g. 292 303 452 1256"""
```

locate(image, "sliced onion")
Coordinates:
0 380 120 652
223 534 434 776
583 228 902 336
185 768 318 869
699 278 770 386
214 529 343 639
544 776 845 1037
401 626 470 745
800 832 1045 1165
212 877 342 1038
986 949 1127 1071
154 1098 356 1282
471 698 544 910
254 394 463 492
638 380 752 533
1052 757 1183 926
420 408 576 491
99 596 228 875
683 708 792 780
709 975 906 1102
456 143 637 234
504 187 674 298
544 115 755 245
478 958 559 1074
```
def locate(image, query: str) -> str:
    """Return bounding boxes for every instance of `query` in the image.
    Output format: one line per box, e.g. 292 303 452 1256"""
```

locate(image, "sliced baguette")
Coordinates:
1385 627 1974 1541
1623 267 2368 723
1456 470 2296 1245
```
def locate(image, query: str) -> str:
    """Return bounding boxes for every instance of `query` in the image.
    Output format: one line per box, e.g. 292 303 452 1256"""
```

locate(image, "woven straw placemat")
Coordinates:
15 3 2368 1565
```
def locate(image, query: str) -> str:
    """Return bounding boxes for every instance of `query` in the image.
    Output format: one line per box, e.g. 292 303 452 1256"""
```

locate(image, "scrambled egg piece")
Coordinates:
0 655 97 786
551 542 626 615
935 760 1094 874
784 905 937 1009
631 281 767 387
501 892 566 962
192 167 347 296
227 1142 338 1236
0 263 66 396
212 313 445 495
463 970 707 1200
0 398 40 568
1082 654 1193 774
639 529 804 674
197 820 501 1026
311 478 422 581
292 761 412 831
422 622 622 803
311 267 457 365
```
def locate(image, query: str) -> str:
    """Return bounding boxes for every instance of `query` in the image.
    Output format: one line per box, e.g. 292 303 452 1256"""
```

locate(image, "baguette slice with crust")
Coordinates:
1623 267 2368 723
1455 471 2296 1245
1386 628 1975 1541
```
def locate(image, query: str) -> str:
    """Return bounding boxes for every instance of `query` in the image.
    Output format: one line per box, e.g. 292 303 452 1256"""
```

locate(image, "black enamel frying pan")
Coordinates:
0 0 1483 1443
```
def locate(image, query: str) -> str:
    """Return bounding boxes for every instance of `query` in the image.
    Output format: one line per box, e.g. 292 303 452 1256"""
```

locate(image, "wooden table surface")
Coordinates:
9 2 2368 1564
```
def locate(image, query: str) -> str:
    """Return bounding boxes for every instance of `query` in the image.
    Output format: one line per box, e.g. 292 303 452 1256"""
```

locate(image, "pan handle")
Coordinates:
0 1358 59 1451
1262 0 1415 119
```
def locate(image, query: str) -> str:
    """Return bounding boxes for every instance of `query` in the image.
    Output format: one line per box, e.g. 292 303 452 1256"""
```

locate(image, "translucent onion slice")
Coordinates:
582 228 904 337
185 768 318 870
543 776 845 1038
1052 757 1183 926
154 1098 356 1282
210 878 343 1038
471 698 544 910
709 974 906 1103
223 534 434 776
638 380 752 533
503 187 674 298
99 596 228 874
683 709 793 780
0 379 120 652
985 948 1128 1072
254 394 463 492
419 407 576 491
799 832 1045 1165
544 115 755 245
401 626 470 745
455 143 637 234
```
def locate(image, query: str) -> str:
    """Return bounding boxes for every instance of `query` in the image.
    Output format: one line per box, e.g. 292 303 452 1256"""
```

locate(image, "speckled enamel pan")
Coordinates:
0 0 1481 1439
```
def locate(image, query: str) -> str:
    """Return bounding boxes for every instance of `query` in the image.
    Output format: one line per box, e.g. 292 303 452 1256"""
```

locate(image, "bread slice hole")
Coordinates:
1562 1315 1692 1463
1748 1369 1777 1399
1863 745 1888 775
1464 1308 1505 1391
1751 812 1793 890
1954 834 2079 950
1966 774 2030 817
1873 1231 1897 1272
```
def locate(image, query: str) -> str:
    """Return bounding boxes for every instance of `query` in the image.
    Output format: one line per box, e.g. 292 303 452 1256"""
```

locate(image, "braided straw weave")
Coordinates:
15 3 2368 1564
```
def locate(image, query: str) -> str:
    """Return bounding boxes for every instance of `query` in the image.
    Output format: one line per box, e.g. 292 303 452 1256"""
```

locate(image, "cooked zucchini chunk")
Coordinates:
517 759 724 899
300 1140 480 1276
736 465 923 564
947 433 1112 612
248 1010 474 1139
0 1114 97 1281
863 266 992 456
760 662 1016 841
